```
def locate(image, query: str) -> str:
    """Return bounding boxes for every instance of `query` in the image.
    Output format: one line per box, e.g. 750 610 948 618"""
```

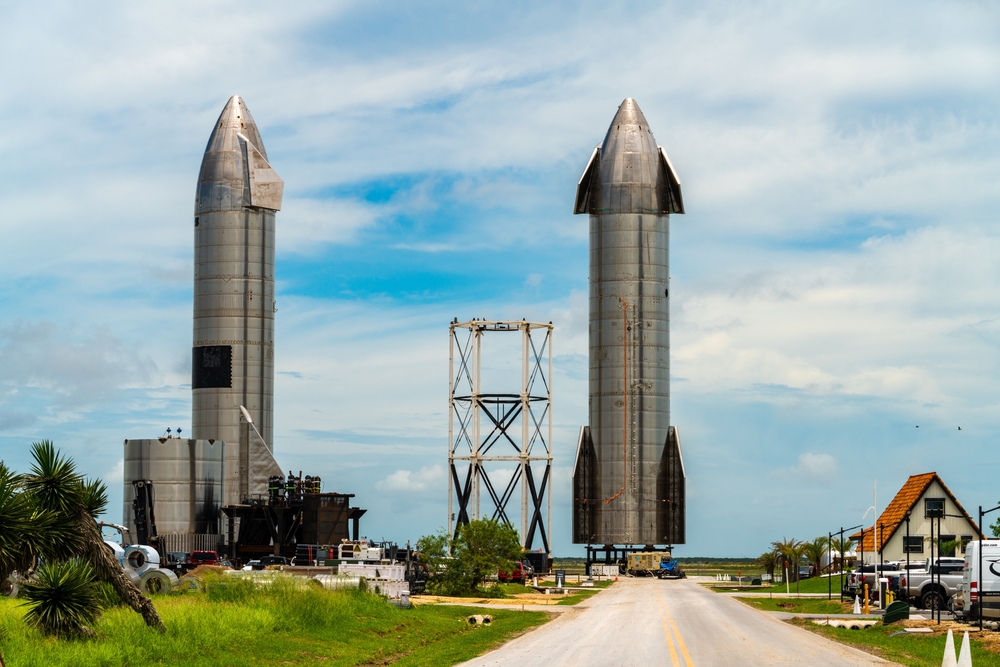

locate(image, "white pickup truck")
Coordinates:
898 557 966 609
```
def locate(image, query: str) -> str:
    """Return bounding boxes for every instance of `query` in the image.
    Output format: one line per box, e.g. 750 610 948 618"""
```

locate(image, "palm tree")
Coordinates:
829 537 854 573
755 550 781 581
772 537 805 592
22 441 165 631
0 461 71 586
801 537 829 577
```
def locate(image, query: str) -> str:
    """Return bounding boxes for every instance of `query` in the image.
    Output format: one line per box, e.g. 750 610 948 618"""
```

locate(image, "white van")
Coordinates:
962 540 1000 620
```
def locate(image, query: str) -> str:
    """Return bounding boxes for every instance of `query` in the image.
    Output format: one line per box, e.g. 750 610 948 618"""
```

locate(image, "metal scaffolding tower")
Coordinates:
448 319 553 554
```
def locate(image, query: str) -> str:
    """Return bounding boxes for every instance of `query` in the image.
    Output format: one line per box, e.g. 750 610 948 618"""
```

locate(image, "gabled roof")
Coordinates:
849 472 981 552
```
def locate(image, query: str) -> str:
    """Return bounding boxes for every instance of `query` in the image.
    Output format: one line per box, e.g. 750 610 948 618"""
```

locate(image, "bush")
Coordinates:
21 559 100 637
419 519 523 596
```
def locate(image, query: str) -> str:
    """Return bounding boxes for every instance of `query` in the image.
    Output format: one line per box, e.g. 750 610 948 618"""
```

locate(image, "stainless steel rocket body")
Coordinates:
191 96 283 507
572 99 686 546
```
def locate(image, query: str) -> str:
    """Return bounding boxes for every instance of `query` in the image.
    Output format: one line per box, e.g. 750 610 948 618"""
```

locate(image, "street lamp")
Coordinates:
829 524 863 601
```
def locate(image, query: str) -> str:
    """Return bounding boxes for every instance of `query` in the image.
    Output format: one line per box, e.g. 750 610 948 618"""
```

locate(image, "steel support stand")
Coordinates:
448 320 554 554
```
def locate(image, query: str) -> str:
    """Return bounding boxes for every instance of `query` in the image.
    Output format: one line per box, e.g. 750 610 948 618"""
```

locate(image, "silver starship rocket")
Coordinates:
191 95 284 506
572 98 687 547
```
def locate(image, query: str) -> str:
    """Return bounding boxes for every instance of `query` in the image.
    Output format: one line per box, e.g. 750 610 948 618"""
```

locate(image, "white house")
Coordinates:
850 472 981 565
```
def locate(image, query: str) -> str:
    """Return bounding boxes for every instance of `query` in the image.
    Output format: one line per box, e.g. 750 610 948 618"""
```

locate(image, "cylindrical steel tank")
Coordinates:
191 95 283 506
122 438 225 536
572 98 686 546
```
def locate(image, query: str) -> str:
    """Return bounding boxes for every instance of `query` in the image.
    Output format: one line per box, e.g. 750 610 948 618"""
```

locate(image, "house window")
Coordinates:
904 536 924 553
925 498 945 518
938 534 957 557
961 535 974 552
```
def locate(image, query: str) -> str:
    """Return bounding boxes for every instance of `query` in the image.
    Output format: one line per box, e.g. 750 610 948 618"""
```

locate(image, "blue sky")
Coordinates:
1 1 999 557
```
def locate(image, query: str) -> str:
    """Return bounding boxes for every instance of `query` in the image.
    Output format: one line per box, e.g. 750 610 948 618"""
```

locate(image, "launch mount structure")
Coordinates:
448 319 553 554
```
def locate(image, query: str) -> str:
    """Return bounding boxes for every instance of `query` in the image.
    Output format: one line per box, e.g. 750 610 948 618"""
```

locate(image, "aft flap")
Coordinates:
658 146 684 215
574 146 601 214
248 432 283 498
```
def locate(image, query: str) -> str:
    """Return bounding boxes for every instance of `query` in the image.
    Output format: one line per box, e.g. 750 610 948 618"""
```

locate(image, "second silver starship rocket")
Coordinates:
572 98 687 547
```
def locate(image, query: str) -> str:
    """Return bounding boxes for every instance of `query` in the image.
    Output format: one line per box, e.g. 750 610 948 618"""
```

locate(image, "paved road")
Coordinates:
458 578 888 666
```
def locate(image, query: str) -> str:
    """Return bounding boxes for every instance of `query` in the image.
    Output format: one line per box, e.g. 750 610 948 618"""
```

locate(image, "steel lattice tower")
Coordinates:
448 319 553 554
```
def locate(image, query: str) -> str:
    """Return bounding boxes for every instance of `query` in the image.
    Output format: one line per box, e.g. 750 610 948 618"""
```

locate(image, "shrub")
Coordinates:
419 519 523 596
22 559 101 637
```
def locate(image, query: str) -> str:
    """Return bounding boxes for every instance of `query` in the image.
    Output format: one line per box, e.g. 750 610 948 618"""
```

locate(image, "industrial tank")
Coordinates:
122 438 225 539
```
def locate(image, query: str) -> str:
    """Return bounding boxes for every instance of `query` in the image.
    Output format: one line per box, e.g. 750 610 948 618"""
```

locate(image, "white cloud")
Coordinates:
103 457 124 485
792 453 838 479
279 197 379 254
375 465 445 493
672 226 1000 417
0 323 157 408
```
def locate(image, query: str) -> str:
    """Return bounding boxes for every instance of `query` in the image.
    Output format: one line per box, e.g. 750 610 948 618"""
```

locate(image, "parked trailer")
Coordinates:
626 552 685 579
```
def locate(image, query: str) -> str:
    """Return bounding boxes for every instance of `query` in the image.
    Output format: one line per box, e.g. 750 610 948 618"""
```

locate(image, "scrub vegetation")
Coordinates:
0 576 548 667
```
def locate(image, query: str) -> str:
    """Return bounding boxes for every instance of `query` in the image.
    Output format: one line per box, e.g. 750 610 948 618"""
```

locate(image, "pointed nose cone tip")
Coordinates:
204 94 267 160
609 97 650 129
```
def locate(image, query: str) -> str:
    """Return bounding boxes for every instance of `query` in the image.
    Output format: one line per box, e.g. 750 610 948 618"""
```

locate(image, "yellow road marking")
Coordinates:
660 612 681 666
658 590 695 667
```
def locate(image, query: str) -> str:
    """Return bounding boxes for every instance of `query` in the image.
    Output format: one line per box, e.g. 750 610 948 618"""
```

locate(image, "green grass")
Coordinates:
675 560 757 577
556 590 601 606
736 597 854 614
495 583 535 595
708 576 847 595
794 620 1000 667
0 578 547 667
781 576 848 594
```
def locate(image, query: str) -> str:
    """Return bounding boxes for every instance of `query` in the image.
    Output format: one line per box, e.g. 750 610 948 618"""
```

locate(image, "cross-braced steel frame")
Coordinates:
448 319 553 554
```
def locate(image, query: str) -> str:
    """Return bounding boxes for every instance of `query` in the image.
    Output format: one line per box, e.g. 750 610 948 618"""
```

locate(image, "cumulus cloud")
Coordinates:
673 226 1000 417
279 197 379 254
773 452 839 483
0 322 157 408
791 453 838 479
103 457 124 485
375 465 445 493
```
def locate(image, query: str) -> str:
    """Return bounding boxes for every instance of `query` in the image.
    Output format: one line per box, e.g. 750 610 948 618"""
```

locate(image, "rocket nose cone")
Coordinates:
203 95 267 160
609 97 650 129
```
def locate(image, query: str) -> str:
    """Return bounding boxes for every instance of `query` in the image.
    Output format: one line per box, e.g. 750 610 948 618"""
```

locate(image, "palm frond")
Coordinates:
24 441 83 513
0 462 34 577
80 478 108 518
